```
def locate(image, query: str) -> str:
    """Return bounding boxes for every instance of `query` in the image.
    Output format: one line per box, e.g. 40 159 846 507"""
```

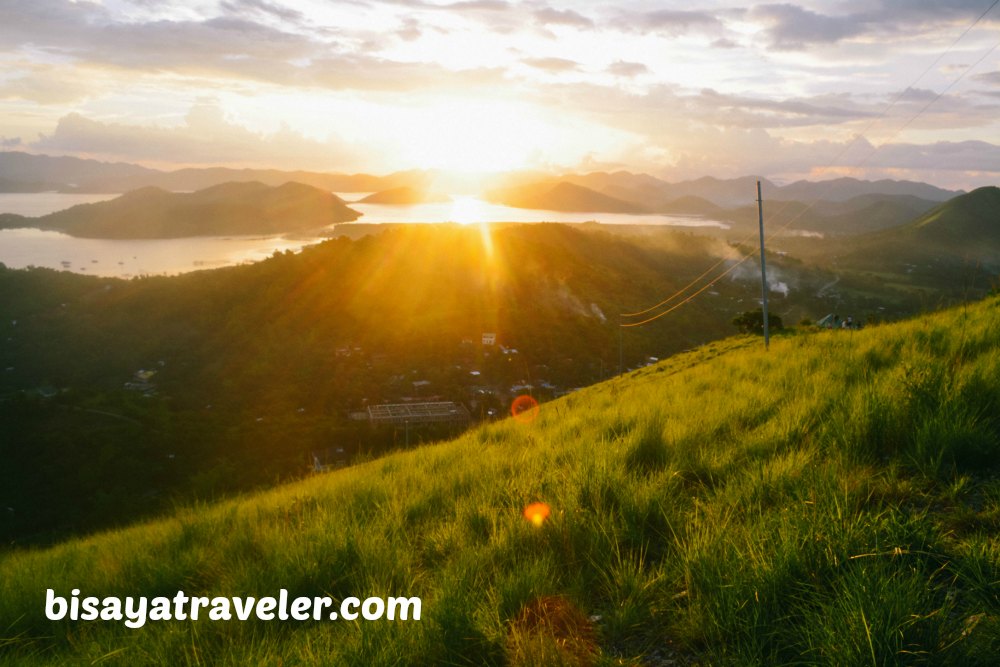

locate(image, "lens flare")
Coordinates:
511 394 539 424
523 502 550 527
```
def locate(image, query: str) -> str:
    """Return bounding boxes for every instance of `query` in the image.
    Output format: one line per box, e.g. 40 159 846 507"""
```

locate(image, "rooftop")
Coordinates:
367 401 470 425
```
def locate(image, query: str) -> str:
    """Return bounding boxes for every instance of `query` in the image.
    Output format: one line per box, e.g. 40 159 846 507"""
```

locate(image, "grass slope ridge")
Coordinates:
835 186 1000 272
907 185 1000 245
0 181 361 238
3 298 1000 665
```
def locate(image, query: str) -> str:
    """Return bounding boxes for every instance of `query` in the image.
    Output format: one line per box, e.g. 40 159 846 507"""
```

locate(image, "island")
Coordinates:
0 181 362 239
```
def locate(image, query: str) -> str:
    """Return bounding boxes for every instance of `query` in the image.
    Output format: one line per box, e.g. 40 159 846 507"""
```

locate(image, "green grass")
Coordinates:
3 299 1000 665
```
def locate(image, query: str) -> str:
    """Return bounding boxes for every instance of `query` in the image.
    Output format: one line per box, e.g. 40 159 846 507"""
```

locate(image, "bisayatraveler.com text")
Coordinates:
45 589 421 628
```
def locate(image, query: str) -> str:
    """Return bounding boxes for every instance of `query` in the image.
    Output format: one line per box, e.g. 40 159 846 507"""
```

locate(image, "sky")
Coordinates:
1 0 999 188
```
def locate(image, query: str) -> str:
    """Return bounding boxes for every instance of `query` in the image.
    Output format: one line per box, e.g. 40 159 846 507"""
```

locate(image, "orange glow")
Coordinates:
523 502 550 527
511 394 539 423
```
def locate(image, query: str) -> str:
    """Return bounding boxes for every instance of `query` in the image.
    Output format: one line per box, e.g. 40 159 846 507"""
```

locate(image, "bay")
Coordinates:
0 192 727 277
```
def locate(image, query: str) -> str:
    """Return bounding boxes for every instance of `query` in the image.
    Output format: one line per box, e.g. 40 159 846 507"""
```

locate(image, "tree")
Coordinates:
732 309 783 335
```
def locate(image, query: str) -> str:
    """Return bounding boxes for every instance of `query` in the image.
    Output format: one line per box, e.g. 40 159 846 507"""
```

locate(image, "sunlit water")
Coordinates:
0 192 728 277
339 194 728 228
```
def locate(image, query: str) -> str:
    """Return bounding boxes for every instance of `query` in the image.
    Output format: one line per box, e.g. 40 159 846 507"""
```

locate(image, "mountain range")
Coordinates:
0 152 963 211
0 151 427 194
554 171 960 208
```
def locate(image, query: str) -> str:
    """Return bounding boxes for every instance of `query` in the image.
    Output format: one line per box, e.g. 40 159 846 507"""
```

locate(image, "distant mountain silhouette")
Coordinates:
486 181 648 214
0 151 965 218
502 172 960 228
0 152 426 194
359 186 450 205
773 177 959 203
0 181 361 238
0 152 157 192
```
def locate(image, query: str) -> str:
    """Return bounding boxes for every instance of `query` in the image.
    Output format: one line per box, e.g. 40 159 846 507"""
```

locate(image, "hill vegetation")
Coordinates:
0 181 361 238
904 186 1000 251
4 221 922 544
816 187 1000 280
2 295 999 665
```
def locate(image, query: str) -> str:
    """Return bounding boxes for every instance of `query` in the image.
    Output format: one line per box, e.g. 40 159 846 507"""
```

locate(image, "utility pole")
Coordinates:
756 180 770 350
618 314 623 375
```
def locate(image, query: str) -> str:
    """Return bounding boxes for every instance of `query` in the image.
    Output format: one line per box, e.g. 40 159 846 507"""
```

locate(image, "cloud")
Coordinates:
662 131 1000 188
0 1 317 69
2 0 998 190
750 0 1000 50
396 17 423 42
445 0 510 10
974 71 1000 86
532 6 594 29
219 0 304 23
30 106 361 171
862 139 1000 172
0 65 93 104
0 0 512 95
751 4 866 50
697 88 875 125
711 38 740 49
538 78 1000 186
537 74 1000 154
305 56 507 92
537 82 879 141
897 87 939 103
606 60 648 77
521 57 579 73
623 8 722 35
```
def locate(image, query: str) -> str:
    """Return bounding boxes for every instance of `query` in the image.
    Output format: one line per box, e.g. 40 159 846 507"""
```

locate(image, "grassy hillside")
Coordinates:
908 186 1000 247
3 296 999 665
768 187 1000 308
836 186 1000 264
